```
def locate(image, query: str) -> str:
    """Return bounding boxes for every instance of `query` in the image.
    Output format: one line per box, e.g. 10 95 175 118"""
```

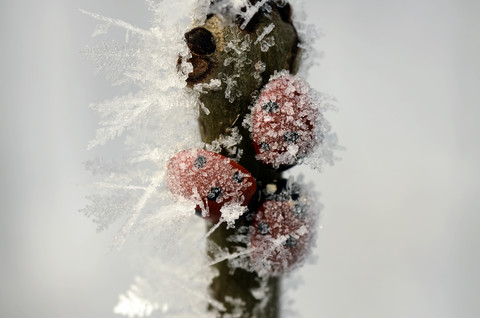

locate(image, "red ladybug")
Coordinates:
250 199 313 275
166 149 257 222
252 72 319 167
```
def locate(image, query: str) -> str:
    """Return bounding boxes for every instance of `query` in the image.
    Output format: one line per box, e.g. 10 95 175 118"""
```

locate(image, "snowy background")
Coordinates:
1 0 479 317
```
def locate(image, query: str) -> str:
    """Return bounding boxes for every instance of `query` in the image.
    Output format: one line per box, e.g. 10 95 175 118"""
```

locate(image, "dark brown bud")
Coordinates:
185 27 216 55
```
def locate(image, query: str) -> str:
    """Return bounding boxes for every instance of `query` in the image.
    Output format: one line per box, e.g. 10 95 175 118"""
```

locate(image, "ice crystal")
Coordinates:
208 0 271 28
220 28 253 103
239 0 270 29
205 126 243 160
82 1 218 317
83 0 208 245
113 217 222 318
82 40 137 83
254 22 276 52
113 277 161 318
219 203 249 228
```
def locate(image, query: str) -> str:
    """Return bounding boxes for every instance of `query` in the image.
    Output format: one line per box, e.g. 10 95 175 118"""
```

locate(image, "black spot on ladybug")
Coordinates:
292 203 307 219
194 155 207 168
283 131 299 143
284 236 297 248
207 187 222 201
195 207 202 217
257 221 270 235
259 142 270 152
233 171 243 183
262 100 279 113
184 27 216 55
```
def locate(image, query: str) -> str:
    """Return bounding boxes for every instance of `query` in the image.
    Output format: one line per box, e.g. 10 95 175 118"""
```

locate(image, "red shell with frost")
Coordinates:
250 200 312 275
166 149 257 222
252 72 319 167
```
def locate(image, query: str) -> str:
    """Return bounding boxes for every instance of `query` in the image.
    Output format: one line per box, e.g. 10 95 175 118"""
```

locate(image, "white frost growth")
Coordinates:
208 0 270 29
260 35 275 52
205 126 243 160
304 90 339 171
239 0 269 29
113 217 222 318
82 1 220 317
254 23 275 44
289 0 322 78
220 29 253 103
82 41 137 83
82 0 208 246
252 60 266 83
220 203 248 228
255 23 275 52
193 78 222 94
81 9 150 38
114 277 160 317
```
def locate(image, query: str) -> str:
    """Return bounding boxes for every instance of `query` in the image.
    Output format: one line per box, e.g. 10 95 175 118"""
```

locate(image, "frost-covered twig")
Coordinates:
83 1 335 317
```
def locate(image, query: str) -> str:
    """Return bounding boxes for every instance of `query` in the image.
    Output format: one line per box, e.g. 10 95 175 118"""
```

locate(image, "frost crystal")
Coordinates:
82 41 137 83
205 127 243 160
254 23 275 44
254 23 275 52
82 0 210 244
220 29 253 103
219 203 249 228
114 277 160 318
208 0 271 29
82 1 220 317
239 0 270 29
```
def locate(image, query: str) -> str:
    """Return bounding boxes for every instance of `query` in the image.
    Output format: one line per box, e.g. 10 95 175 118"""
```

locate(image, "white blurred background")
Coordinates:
1 0 479 317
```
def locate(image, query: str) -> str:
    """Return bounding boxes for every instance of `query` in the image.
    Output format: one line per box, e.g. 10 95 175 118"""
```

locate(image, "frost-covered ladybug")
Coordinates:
166 149 257 222
251 71 320 167
250 181 314 275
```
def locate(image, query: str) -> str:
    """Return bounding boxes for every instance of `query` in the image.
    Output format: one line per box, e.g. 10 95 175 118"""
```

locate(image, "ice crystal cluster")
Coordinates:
83 1 336 317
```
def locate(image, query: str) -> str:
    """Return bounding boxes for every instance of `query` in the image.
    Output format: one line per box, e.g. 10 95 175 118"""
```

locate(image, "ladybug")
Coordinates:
251 72 320 167
250 187 313 275
166 149 257 223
